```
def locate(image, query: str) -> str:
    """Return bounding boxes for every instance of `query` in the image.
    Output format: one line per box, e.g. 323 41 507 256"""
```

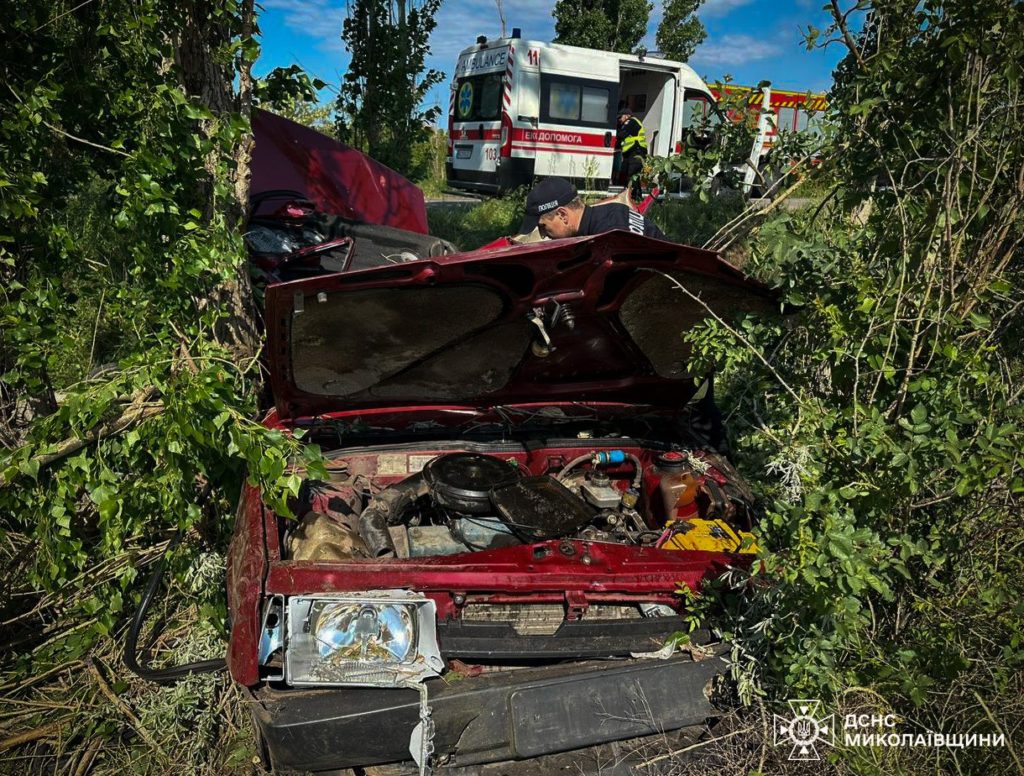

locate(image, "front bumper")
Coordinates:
252 647 728 773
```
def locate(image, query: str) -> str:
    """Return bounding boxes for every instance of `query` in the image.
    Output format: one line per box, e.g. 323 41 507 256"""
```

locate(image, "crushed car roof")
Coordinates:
251 109 429 234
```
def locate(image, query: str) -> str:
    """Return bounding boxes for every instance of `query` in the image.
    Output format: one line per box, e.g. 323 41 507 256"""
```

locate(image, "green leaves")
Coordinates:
337 0 445 174
552 0 653 54
655 0 707 63
0 6 335 738
705 4 1024 766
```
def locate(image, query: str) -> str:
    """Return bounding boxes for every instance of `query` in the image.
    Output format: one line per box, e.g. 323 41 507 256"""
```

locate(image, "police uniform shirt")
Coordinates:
577 203 665 239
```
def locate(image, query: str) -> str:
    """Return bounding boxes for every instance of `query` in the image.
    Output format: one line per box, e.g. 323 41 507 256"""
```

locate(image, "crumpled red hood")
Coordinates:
250 108 429 234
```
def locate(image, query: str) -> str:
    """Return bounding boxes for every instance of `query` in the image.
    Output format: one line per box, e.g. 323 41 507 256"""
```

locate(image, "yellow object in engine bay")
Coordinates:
660 519 758 554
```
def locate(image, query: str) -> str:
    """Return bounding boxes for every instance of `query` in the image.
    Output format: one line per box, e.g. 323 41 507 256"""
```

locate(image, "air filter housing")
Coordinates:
491 476 594 541
423 453 520 515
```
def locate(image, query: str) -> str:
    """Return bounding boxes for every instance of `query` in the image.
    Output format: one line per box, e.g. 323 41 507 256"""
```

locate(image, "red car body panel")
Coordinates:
226 484 269 687
251 109 429 234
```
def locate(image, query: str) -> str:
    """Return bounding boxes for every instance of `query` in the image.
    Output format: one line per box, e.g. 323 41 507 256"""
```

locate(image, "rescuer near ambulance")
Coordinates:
520 178 665 240
616 107 648 199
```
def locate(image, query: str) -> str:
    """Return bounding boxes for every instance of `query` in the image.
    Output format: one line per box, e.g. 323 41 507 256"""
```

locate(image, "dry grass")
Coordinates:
0 533 255 776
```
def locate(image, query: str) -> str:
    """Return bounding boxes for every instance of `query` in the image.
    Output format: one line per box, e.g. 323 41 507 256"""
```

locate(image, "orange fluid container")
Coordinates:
653 451 701 521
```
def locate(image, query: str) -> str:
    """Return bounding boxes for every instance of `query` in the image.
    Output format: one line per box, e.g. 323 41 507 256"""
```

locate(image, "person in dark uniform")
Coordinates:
519 178 665 240
615 107 648 200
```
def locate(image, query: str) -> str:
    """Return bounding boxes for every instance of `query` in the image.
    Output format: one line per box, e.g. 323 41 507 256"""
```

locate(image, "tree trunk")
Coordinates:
366 2 382 156
177 0 260 363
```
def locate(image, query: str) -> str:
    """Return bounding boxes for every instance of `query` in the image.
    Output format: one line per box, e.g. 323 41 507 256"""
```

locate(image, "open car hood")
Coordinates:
265 231 777 420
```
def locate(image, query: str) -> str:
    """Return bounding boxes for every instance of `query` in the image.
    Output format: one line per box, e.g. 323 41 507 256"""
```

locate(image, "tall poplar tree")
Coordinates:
335 0 444 175
552 0 652 54
656 0 706 62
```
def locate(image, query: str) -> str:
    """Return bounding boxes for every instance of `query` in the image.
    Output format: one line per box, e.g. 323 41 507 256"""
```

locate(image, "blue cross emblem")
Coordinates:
457 82 474 117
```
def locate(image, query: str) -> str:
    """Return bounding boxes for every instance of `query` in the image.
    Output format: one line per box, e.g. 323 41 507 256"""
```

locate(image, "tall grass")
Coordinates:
647 195 746 249
427 190 527 250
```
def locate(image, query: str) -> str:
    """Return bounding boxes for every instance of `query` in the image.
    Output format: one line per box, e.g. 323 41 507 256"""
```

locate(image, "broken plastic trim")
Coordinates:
406 680 435 776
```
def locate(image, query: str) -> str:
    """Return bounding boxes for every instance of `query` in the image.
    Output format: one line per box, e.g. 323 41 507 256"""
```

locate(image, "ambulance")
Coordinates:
445 32 719 195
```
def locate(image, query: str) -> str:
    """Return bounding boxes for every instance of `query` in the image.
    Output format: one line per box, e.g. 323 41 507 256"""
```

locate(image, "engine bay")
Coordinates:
282 442 758 563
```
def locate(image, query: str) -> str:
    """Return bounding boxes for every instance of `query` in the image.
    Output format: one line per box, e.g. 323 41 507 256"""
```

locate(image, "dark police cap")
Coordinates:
520 177 577 233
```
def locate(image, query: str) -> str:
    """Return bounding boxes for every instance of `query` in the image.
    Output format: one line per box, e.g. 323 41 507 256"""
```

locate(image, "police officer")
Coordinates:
520 178 665 240
615 107 648 199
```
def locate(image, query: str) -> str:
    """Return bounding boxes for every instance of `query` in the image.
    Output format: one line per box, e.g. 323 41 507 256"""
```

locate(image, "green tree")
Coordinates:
257 64 334 133
552 0 653 54
678 1 1023 772
335 0 444 175
0 1 324 767
270 98 335 133
655 0 706 62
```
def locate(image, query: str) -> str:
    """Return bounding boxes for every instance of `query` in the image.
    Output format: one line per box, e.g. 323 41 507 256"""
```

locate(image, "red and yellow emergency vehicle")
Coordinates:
708 83 828 156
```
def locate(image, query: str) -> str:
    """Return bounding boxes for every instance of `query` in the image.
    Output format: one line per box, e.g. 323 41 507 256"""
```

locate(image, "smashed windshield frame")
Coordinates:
297 401 707 452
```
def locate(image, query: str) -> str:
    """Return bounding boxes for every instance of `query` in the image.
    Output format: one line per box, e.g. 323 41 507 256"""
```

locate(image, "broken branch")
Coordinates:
0 721 63 753
0 389 162 489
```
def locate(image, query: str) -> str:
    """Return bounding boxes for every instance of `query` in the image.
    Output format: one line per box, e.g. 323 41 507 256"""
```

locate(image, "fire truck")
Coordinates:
675 83 828 195
707 83 828 158
445 32 719 195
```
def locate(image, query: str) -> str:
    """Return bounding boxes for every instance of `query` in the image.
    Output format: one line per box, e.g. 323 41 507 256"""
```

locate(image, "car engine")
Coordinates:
284 447 756 562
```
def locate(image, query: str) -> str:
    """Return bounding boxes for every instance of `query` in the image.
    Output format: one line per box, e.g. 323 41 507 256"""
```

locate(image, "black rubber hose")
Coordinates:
124 531 226 684
358 472 428 558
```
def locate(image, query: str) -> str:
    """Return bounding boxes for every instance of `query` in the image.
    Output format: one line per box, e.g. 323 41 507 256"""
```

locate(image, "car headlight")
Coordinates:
285 591 443 687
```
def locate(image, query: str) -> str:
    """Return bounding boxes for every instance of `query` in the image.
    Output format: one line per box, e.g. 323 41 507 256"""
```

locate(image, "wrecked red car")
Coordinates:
245 110 456 286
227 224 775 773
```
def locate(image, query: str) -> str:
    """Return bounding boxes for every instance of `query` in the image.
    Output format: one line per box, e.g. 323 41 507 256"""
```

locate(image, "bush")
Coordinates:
682 2 1024 772
411 128 448 196
0 4 322 772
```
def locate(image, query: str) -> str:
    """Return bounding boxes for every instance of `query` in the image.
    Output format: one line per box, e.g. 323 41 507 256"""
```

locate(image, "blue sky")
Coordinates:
257 0 846 113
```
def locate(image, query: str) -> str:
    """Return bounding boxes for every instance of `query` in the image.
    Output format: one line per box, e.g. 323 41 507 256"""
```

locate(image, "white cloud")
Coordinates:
698 0 756 17
690 33 784 66
261 0 348 52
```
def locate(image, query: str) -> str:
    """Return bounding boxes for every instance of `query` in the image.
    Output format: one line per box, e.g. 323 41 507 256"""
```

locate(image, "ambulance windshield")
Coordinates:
681 89 722 131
